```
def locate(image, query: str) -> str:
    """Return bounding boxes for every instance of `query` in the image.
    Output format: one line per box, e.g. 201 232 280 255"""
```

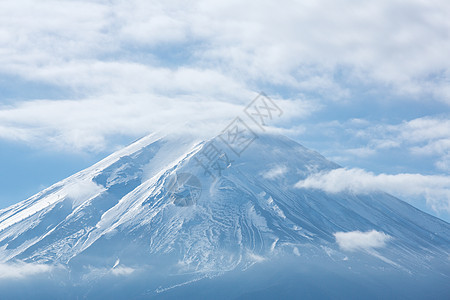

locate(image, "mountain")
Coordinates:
0 132 449 299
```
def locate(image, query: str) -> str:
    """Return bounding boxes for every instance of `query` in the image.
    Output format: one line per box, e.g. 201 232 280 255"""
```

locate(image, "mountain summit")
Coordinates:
0 132 449 298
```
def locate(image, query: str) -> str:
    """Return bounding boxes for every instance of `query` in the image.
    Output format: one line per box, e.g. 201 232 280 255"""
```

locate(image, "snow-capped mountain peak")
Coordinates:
0 132 448 284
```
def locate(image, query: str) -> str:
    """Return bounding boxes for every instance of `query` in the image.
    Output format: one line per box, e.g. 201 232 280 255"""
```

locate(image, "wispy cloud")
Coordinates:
306 116 450 174
366 117 450 172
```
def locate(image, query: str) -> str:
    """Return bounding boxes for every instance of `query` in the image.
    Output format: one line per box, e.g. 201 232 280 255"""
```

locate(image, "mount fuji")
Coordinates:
0 132 449 299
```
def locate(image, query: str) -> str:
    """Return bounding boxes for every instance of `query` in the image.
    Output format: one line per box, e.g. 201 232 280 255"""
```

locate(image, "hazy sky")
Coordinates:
0 0 449 221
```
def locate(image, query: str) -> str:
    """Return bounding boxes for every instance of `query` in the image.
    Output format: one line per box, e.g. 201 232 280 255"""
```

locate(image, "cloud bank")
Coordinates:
0 0 449 151
296 168 450 213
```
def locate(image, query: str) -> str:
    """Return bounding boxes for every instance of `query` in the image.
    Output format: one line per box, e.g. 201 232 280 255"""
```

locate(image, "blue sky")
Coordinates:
0 0 449 221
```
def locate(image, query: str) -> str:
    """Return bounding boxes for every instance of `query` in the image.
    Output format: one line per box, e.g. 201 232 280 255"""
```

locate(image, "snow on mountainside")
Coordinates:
0 132 449 285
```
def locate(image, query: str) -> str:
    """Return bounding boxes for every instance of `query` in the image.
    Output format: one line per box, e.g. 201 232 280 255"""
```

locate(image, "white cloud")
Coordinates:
436 154 450 172
349 117 450 149
0 94 243 151
334 230 391 252
372 117 450 171
296 168 450 213
315 116 450 173
369 117 450 153
0 90 315 152
400 118 450 141
411 139 450 156
0 262 54 279
0 0 449 151
262 165 288 180
63 179 105 207
193 0 450 102
2 1 450 90
111 266 135 276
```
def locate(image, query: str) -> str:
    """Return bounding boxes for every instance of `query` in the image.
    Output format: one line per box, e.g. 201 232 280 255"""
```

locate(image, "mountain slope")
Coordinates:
0 132 449 297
